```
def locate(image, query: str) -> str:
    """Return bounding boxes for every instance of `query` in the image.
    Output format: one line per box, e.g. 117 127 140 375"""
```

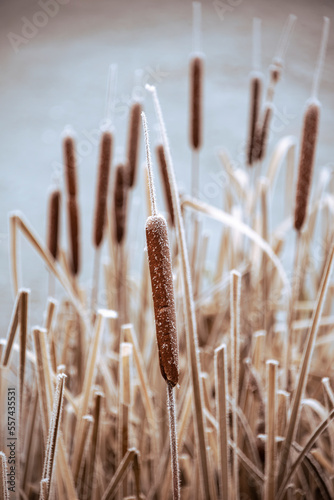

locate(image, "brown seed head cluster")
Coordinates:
145 215 179 387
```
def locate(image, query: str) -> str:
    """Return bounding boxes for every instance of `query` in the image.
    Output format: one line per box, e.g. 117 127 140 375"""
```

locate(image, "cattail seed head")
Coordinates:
294 99 320 231
247 71 263 167
67 198 80 275
93 131 113 247
63 134 77 198
145 214 179 386
47 187 61 260
270 57 283 85
255 102 273 162
156 144 174 227
127 101 142 188
189 55 204 151
114 163 128 244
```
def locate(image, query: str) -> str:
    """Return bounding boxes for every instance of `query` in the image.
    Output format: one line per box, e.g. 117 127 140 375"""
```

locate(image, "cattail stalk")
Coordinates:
19 289 29 415
2 289 22 366
122 324 158 466
264 360 278 500
44 297 58 372
142 111 180 499
73 415 94 486
71 311 105 475
278 408 334 500
85 391 104 500
0 452 9 500
119 342 133 497
278 239 334 485
146 84 213 499
41 373 66 500
214 344 230 500
10 211 99 335
9 211 18 295
34 326 78 499
101 448 137 500
230 270 241 500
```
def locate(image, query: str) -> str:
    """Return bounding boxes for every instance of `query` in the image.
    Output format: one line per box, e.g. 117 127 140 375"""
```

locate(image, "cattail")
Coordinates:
247 72 263 166
247 18 263 167
66 198 80 275
156 143 174 226
46 187 61 260
142 111 179 387
294 100 320 231
127 101 142 188
113 163 128 244
63 132 80 276
189 56 204 151
93 131 113 247
294 17 329 231
146 215 179 386
63 135 77 198
254 102 273 162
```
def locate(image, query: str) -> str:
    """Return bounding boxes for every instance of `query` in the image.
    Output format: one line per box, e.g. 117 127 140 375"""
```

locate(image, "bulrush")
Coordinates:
246 18 263 167
93 130 113 248
63 131 81 276
294 99 320 231
142 110 180 499
126 101 142 188
114 163 128 245
46 187 61 260
189 55 204 152
294 17 329 232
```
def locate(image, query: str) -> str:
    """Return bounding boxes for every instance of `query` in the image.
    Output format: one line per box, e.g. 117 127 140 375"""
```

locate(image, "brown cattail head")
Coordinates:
189 55 204 151
254 102 273 162
114 163 128 244
247 71 263 167
156 144 174 227
270 57 283 85
127 101 142 188
294 99 320 231
67 198 80 275
93 131 113 247
47 187 61 260
63 134 77 198
145 214 179 386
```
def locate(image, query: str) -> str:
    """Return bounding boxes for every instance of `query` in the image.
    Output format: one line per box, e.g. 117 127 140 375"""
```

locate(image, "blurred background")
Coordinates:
0 0 333 332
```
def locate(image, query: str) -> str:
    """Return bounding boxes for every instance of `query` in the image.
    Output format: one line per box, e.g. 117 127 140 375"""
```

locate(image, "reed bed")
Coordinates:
1 8 334 500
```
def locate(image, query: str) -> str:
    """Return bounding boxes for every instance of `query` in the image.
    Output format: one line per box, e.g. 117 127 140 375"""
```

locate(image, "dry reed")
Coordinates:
0 452 9 500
